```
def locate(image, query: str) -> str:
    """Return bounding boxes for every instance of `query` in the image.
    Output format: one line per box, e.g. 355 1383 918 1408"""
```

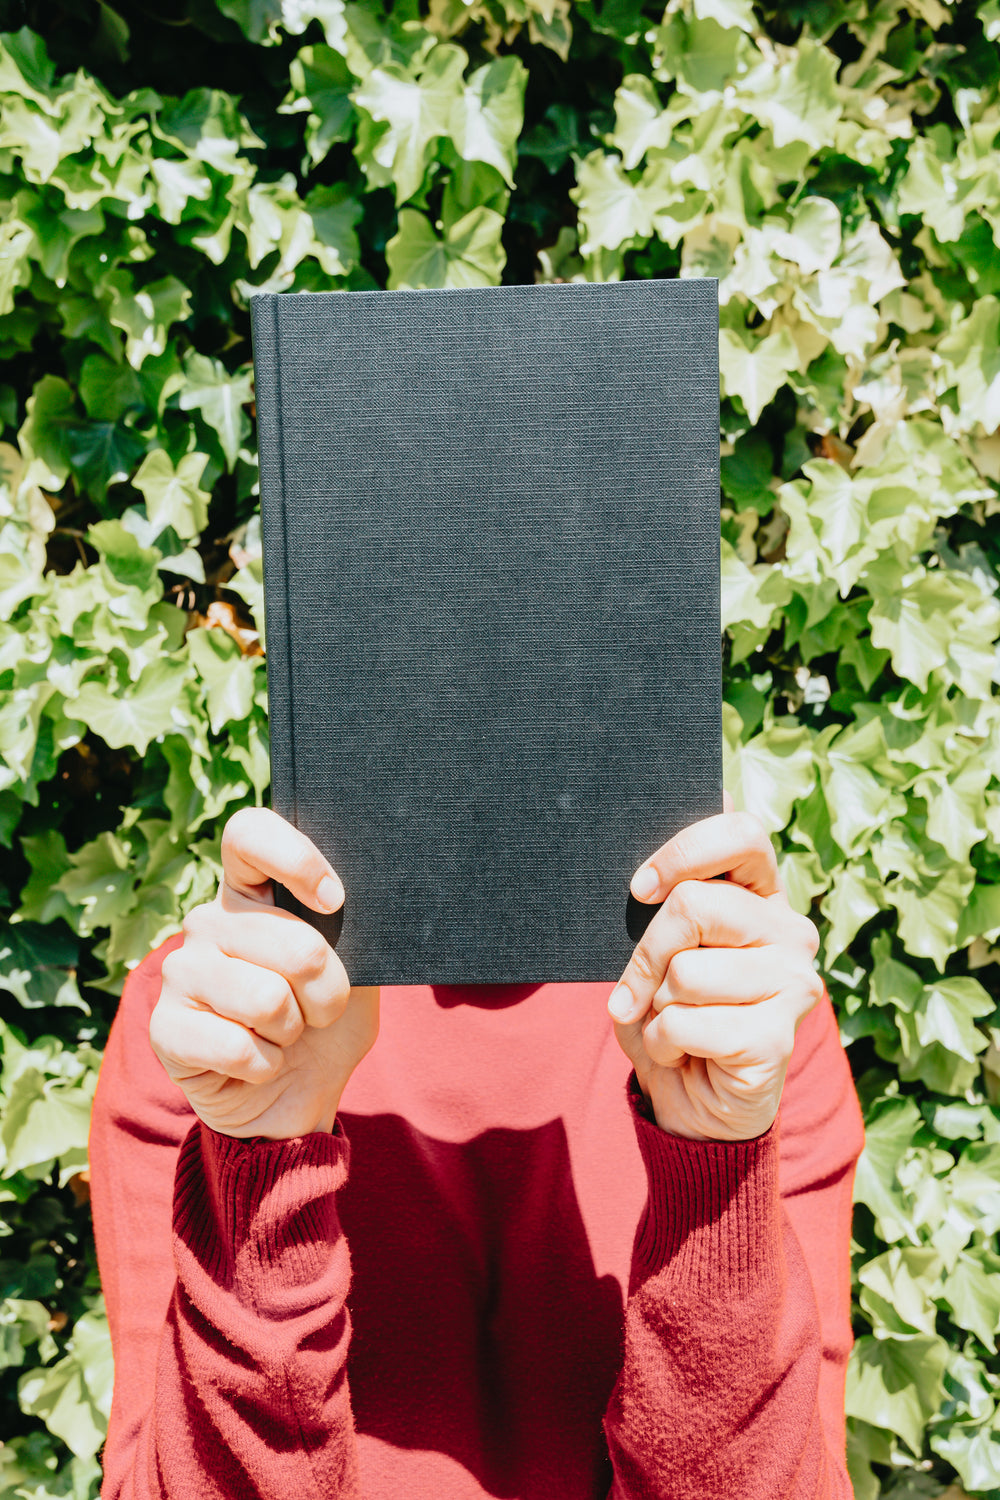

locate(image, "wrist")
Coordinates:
630 1071 777 1144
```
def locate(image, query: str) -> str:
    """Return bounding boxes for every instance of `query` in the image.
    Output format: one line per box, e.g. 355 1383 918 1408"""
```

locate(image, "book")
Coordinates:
250 279 721 986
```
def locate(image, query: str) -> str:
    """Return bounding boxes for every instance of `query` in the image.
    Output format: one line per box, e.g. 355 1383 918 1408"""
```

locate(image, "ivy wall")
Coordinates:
1 1 999 1495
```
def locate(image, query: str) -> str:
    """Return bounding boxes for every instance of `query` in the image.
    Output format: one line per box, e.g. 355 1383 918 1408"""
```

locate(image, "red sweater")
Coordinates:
90 935 863 1499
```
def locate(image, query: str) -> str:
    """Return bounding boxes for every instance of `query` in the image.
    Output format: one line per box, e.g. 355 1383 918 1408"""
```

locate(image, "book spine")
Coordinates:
250 293 298 830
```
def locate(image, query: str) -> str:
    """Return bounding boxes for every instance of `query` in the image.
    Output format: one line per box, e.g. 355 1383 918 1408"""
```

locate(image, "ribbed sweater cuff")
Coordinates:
627 1078 781 1296
173 1121 350 1304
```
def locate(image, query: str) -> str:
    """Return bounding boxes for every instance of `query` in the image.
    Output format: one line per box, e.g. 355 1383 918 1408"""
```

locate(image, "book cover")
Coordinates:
250 279 721 985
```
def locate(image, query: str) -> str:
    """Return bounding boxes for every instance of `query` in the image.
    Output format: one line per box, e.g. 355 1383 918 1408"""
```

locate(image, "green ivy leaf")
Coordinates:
353 44 467 205
931 1416 1000 1492
448 56 526 188
858 1245 942 1336
740 37 842 151
53 831 134 936
71 657 187 758
104 272 192 369
68 416 147 505
14 830 74 926
18 1303 111 1459
572 150 655 254
217 0 346 45
306 183 363 277
913 976 993 1064
386 204 505 288
819 720 898 856
845 1333 949 1454
886 864 974 973
942 1246 1000 1352
868 571 964 691
18 375 76 486
938 295 1000 435
0 923 83 1010
520 101 584 175
186 627 261 734
821 858 884 965
282 45 356 166
177 355 253 472
725 720 815 834
1 1064 96 1181
131 450 211 541
88 517 161 598
719 326 799 424
853 1093 921 1243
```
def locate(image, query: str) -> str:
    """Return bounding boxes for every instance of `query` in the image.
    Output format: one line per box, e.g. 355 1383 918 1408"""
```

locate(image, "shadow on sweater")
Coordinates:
338 1110 622 1499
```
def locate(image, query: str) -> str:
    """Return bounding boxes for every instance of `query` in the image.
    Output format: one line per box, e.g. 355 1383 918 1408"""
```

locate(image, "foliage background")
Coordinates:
0 0 998 1493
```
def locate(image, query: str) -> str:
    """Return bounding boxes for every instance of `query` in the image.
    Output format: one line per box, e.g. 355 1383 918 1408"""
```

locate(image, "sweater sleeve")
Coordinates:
90 940 361 1500
603 995 863 1500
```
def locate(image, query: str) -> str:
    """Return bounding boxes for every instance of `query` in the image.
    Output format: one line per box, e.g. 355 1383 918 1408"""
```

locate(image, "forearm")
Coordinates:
604 1096 852 1500
105 1122 360 1500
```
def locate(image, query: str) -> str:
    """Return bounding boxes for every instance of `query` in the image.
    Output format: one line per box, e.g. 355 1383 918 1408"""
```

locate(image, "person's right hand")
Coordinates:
149 808 379 1140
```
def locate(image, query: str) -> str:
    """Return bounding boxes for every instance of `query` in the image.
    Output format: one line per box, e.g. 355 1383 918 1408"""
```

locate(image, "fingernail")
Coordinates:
316 875 345 913
608 984 634 1022
631 865 659 900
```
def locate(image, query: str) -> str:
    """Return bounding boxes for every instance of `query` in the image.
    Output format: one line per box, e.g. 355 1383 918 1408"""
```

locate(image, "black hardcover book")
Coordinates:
250 279 721 986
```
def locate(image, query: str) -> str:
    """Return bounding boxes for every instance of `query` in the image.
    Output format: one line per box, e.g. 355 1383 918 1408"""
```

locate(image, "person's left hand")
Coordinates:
608 800 823 1142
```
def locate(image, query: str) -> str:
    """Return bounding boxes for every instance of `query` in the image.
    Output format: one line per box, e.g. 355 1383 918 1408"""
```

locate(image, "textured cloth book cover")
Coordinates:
251 280 720 985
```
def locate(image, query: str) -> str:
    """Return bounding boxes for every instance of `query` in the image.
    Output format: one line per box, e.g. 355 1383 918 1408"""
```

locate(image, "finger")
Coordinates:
163 944 306 1047
609 879 817 1024
650 944 822 1017
723 789 735 813
221 807 344 914
150 1001 284 1085
629 810 782 905
641 993 796 1070
186 895 351 1029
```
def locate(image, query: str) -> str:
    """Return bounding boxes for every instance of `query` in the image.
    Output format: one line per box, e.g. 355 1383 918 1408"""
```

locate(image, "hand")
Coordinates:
608 804 822 1143
150 808 379 1140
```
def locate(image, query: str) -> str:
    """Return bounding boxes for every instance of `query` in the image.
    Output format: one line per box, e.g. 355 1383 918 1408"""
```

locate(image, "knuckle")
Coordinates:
330 967 352 1008
802 962 825 1012
235 1037 271 1079
159 950 183 992
664 881 705 935
148 1004 169 1060
666 878 700 914
285 924 328 978
222 806 258 847
220 810 252 866
776 1026 795 1067
630 944 659 987
643 1018 679 1066
732 808 769 848
666 950 698 998
255 972 296 1025
310 971 352 1029
160 944 204 996
182 903 215 941
797 914 821 957
761 1011 795 1066
282 845 321 890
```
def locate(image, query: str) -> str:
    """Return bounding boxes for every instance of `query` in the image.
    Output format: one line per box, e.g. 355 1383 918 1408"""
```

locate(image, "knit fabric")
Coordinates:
90 935 863 1499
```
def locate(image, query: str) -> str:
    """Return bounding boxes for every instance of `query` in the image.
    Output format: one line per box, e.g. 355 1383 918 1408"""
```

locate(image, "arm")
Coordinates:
90 812 378 1498
603 808 861 1498
604 996 860 1499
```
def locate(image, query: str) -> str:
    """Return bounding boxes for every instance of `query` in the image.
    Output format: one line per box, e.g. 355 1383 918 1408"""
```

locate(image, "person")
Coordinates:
90 799 863 1499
